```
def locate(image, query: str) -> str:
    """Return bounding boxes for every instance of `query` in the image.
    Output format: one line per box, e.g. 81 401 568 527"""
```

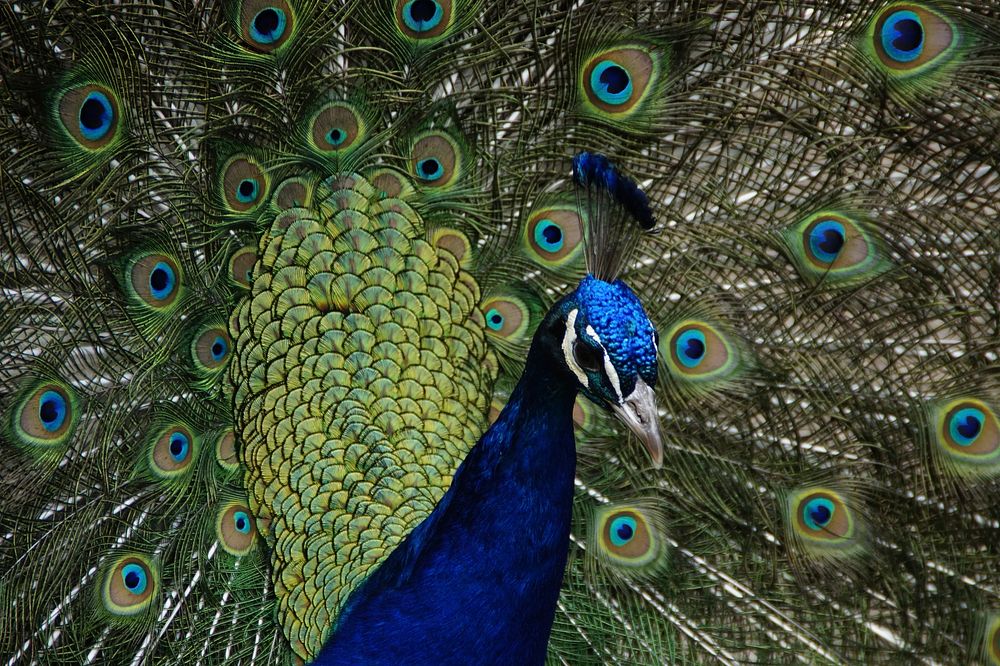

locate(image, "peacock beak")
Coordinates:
611 377 663 468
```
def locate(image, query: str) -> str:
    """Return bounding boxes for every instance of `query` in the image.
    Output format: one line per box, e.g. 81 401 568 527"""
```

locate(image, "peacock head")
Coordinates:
543 274 663 467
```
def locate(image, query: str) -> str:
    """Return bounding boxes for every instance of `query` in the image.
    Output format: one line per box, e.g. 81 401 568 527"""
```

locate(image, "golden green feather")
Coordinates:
231 173 496 659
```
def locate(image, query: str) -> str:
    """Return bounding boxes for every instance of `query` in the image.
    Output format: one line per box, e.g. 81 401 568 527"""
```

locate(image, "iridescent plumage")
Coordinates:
2 1 1000 664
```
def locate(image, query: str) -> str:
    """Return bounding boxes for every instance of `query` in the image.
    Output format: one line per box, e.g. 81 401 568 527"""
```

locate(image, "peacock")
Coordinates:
2 0 1000 664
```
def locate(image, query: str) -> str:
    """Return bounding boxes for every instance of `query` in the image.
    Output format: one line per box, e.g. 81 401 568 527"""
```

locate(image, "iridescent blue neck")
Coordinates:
315 340 579 666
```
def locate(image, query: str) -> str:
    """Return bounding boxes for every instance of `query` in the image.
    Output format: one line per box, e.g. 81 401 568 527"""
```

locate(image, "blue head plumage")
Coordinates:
548 274 662 466
572 275 658 397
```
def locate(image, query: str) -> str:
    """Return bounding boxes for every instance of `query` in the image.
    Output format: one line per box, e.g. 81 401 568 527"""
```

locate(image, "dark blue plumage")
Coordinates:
315 279 661 665
572 151 655 230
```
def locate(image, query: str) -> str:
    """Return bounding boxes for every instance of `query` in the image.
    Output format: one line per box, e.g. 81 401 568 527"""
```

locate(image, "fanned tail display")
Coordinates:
2 1 999 664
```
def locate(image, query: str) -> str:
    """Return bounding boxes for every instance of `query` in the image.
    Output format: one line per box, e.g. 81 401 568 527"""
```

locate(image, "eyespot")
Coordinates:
868 3 959 77
251 8 286 44
192 326 233 378
573 339 603 373
127 253 181 310
665 321 736 381
609 514 637 546
58 84 120 151
168 431 190 463
787 487 857 545
13 383 78 448
931 398 1000 479
591 505 665 571
229 246 257 288
807 219 846 266
78 91 115 140
430 228 472 268
102 555 157 616
309 102 364 154
523 205 585 270
395 0 454 40
783 211 887 285
590 60 633 106
238 179 258 203
366 168 415 200
416 158 443 180
485 308 507 332
122 563 148 594
480 290 541 357
481 299 526 338
221 156 269 213
802 496 836 532
673 328 706 369
149 262 176 299
409 132 461 189
215 429 240 471
272 176 315 211
534 219 564 252
580 46 662 119
881 9 924 63
38 391 67 432
149 425 197 478
217 501 258 556
950 406 985 447
239 0 295 52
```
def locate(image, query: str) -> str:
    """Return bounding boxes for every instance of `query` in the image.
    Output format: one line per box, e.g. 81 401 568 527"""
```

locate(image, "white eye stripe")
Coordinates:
603 354 622 403
564 310 622 401
562 309 589 387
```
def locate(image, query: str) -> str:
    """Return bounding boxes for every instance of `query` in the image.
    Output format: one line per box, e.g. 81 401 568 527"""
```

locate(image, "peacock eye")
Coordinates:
395 0 454 41
238 0 295 52
573 340 603 372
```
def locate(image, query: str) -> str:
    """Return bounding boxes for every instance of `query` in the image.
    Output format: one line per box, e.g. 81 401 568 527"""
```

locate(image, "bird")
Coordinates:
2 0 1000 664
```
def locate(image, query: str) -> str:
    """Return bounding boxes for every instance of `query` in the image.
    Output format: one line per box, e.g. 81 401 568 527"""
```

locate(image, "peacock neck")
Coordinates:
315 339 580 666
475 340 580 474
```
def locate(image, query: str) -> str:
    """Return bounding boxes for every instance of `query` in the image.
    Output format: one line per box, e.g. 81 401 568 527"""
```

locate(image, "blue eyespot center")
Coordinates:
609 515 637 547
403 0 443 32
534 219 564 252
950 407 984 446
675 329 707 368
78 91 114 141
38 390 67 432
210 336 229 362
485 308 504 331
600 66 629 94
236 178 259 203
590 60 633 105
881 10 923 63
251 8 287 44
326 128 346 146
149 262 176 301
234 510 251 534
121 563 148 595
808 220 846 264
416 158 443 180
168 432 190 462
803 497 835 531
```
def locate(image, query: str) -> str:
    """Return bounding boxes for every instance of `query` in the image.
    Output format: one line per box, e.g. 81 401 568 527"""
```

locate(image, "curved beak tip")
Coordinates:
611 378 663 469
